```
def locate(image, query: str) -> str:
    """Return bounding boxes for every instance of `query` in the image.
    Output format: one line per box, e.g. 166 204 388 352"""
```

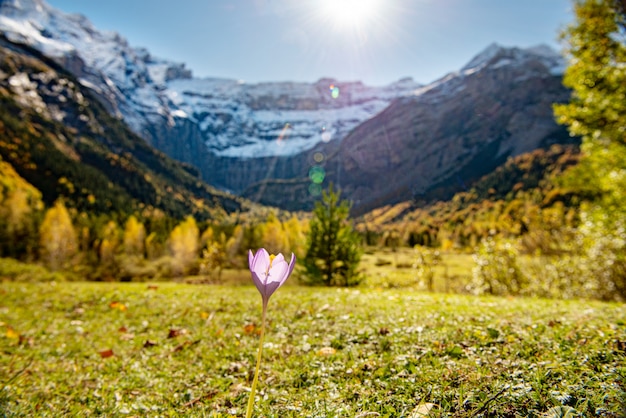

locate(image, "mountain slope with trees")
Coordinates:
356 144 583 250
0 35 247 221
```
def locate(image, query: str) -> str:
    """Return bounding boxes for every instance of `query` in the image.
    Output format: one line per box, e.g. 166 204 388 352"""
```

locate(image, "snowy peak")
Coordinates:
412 43 565 101
0 0 422 159
0 0 190 86
461 42 564 75
461 42 504 71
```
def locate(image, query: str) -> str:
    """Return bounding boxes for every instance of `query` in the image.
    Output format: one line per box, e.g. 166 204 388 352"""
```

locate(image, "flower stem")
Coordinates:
245 304 266 418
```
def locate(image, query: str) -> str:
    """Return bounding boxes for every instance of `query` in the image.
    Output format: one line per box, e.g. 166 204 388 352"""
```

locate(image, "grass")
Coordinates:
1 280 625 417
360 247 474 292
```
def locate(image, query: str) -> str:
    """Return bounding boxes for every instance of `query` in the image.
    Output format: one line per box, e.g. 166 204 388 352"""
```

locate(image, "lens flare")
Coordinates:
309 183 322 196
313 152 325 163
277 123 291 144
309 165 326 184
329 84 340 99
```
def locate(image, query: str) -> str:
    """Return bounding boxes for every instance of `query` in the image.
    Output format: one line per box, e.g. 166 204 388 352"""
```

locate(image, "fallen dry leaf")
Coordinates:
243 323 257 335
99 349 114 358
19 335 34 346
6 327 19 339
109 301 127 311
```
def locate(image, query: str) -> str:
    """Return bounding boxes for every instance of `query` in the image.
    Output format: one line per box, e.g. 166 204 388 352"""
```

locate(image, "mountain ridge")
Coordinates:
1 0 575 214
0 0 422 159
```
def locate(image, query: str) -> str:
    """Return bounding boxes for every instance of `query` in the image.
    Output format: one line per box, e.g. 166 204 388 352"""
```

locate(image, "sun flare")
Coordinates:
318 0 382 30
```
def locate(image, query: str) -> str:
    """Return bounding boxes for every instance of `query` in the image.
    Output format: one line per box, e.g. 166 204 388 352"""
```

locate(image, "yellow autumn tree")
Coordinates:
0 158 43 259
39 200 78 271
284 215 306 258
200 230 227 281
225 224 244 267
98 220 120 278
123 215 146 257
168 216 199 277
200 224 215 248
260 212 289 255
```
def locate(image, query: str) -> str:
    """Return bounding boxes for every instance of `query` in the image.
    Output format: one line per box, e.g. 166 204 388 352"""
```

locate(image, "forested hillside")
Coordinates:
0 35 246 220
356 144 583 250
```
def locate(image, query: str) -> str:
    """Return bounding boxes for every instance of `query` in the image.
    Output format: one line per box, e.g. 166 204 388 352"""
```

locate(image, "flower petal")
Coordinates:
263 281 282 301
267 258 289 284
250 248 270 277
250 271 267 298
287 253 296 277
273 253 285 264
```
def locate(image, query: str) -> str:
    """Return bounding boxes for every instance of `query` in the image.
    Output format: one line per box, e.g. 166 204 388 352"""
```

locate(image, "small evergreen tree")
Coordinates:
303 185 362 286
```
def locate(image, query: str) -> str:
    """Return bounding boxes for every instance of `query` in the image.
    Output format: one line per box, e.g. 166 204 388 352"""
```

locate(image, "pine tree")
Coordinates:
303 185 362 286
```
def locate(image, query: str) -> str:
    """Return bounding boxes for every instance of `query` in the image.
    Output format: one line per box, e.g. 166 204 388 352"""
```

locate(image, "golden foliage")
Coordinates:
39 200 77 270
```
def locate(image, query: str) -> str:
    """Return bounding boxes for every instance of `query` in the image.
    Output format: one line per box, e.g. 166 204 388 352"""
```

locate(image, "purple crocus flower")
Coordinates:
248 248 295 308
246 248 295 417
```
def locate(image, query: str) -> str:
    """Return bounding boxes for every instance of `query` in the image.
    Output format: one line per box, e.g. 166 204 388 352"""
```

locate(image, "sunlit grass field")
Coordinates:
360 248 473 292
2 278 625 417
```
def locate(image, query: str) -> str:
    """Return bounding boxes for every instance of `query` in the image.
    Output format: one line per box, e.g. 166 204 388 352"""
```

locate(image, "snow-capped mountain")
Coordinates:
0 0 421 161
1 0 574 213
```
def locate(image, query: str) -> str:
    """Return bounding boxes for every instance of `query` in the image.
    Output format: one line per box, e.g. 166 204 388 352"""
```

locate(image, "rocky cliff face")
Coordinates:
237 45 574 213
322 45 574 214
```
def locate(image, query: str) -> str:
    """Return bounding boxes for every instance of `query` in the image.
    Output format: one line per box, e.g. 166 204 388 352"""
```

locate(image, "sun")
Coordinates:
318 0 383 31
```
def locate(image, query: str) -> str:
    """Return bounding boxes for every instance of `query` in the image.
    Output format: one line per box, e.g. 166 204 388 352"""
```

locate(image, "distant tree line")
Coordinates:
0 160 307 282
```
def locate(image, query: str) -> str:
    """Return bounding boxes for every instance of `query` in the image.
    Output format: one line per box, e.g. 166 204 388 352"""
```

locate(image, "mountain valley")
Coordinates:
0 0 579 215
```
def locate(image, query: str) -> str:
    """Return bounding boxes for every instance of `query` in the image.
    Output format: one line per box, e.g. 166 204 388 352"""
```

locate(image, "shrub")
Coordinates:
469 237 527 296
413 246 441 291
0 258 65 282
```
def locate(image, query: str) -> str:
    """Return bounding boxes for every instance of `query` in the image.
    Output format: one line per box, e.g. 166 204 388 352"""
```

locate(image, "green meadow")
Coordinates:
2 278 624 417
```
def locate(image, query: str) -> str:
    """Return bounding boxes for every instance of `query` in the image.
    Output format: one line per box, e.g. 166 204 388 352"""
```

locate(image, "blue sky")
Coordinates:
46 0 573 86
